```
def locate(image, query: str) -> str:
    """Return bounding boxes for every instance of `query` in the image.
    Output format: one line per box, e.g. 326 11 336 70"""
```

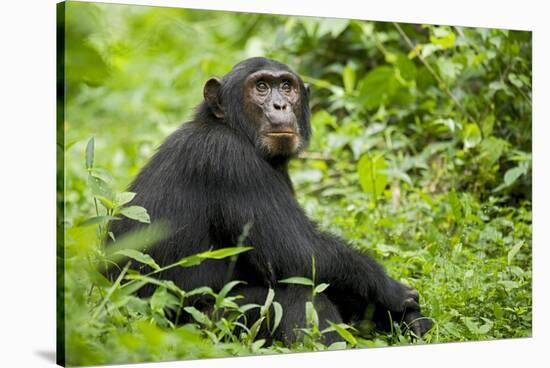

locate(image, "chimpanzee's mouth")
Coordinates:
265 131 296 137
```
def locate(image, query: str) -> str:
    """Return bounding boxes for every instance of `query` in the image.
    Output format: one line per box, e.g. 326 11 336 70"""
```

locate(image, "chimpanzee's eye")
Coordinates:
281 81 292 92
256 81 269 92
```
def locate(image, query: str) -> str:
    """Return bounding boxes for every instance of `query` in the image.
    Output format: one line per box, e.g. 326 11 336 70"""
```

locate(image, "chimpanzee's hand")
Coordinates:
380 278 421 312
378 279 432 336
403 310 433 337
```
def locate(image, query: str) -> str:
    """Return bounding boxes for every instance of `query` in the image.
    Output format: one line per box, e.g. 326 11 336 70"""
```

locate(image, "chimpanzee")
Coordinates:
108 57 431 345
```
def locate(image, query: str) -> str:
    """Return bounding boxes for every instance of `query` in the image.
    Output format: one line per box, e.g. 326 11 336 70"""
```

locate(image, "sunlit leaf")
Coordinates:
120 205 151 223
278 277 314 286
357 153 388 197
115 248 160 270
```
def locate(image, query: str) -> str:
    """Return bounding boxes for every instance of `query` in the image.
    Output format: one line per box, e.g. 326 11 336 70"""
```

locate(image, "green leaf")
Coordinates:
478 137 506 165
328 341 347 350
200 246 253 260
317 18 349 37
176 254 208 268
260 288 275 317
508 73 523 88
95 195 116 210
150 286 179 313
248 316 265 340
342 64 356 94
89 167 114 183
430 29 456 49
395 53 416 81
463 123 482 149
175 247 253 268
507 240 525 265
278 277 314 286
329 322 357 346
218 280 243 300
116 192 136 207
77 215 119 227
115 249 160 270
358 66 397 110
120 205 151 223
85 137 94 169
305 301 319 327
314 283 330 294
357 153 388 197
88 175 113 200
251 339 266 352
504 166 525 186
271 301 283 334
184 306 211 326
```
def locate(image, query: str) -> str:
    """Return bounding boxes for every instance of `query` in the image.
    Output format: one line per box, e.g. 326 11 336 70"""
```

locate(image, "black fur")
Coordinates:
108 57 431 345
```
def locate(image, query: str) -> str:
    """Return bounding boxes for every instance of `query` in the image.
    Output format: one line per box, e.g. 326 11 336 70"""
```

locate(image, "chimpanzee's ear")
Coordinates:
304 83 311 97
203 77 224 119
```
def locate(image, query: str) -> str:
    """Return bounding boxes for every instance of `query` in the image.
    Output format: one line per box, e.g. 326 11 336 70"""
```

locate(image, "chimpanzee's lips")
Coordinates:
265 131 296 137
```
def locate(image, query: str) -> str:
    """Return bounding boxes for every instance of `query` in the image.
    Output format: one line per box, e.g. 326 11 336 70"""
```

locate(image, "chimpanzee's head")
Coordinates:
203 57 311 159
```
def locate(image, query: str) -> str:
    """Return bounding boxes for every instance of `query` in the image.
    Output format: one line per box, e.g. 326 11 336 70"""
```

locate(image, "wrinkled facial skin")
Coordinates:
243 70 302 157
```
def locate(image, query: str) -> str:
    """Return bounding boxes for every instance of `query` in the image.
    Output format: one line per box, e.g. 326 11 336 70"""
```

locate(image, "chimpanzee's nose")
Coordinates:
273 101 287 111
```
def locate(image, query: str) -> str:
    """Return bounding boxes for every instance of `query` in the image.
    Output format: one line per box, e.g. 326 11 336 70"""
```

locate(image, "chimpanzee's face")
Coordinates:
243 69 302 157
203 58 311 160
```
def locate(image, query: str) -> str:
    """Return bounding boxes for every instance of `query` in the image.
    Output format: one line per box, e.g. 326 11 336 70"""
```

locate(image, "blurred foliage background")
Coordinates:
60 1 532 366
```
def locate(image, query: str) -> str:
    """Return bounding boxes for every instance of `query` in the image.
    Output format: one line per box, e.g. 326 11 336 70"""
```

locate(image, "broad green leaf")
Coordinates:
150 286 179 313
218 280 243 300
342 64 356 94
120 205 151 223
358 66 397 110
88 175 113 200
328 322 357 346
395 53 416 81
463 123 482 149
251 339 266 352
311 110 337 129
430 28 456 49
116 192 137 207
357 153 388 197
305 301 319 327
437 59 462 83
314 283 330 294
278 277 314 286
95 195 116 210
507 240 525 265
317 18 349 37
508 73 523 88
89 167 114 183
115 249 160 270
504 166 525 186
478 321 493 334
328 341 347 350
271 301 283 334
185 286 214 297
85 137 94 169
184 306 211 326
478 137 506 165
248 316 266 340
